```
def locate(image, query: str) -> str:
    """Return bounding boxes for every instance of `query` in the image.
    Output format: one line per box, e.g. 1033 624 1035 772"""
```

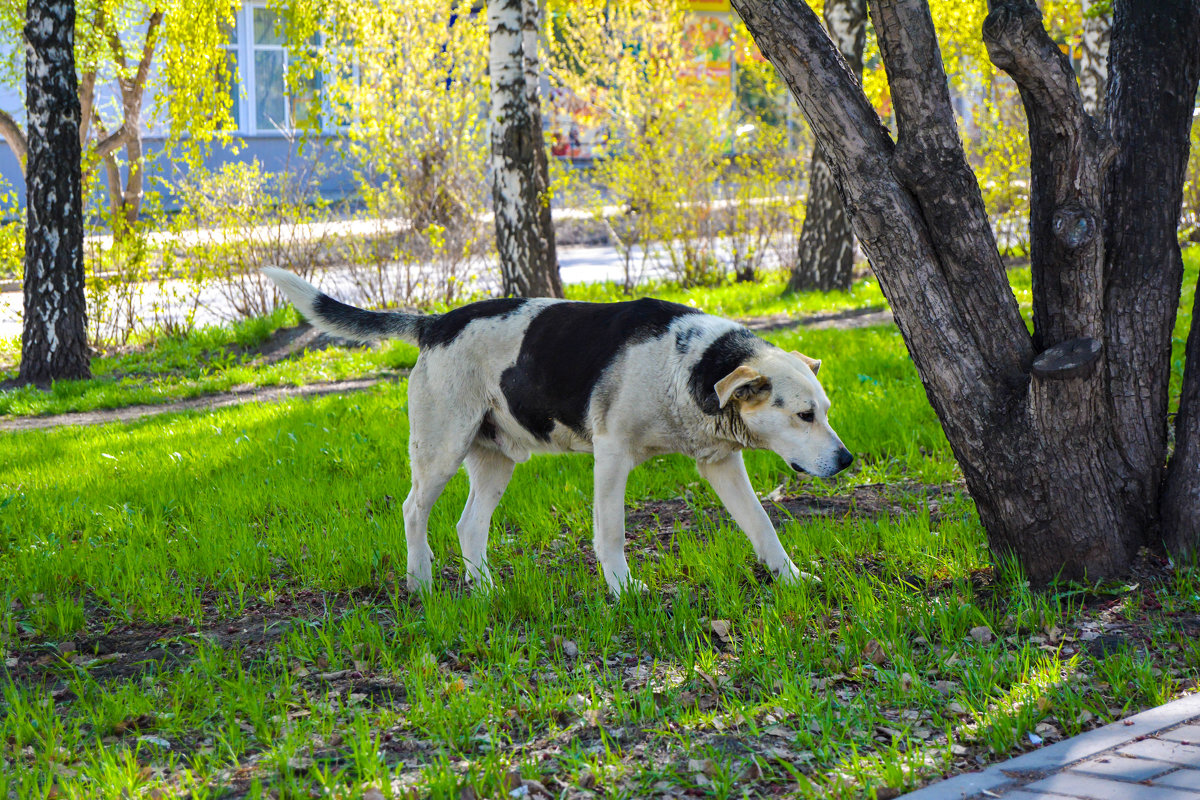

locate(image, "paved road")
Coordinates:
907 693 1200 799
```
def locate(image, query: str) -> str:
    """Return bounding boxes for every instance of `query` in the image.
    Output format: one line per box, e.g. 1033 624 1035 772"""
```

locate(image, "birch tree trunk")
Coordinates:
1079 0 1110 121
732 0 1200 584
785 0 866 295
20 0 90 385
489 0 562 298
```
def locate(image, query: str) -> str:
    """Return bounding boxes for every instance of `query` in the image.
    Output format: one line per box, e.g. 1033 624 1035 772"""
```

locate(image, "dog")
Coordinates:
263 267 853 596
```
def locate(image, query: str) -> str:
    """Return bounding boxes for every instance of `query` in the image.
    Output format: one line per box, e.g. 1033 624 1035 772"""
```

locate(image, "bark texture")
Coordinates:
20 0 91 385
489 0 562 298
731 0 1200 583
785 0 866 295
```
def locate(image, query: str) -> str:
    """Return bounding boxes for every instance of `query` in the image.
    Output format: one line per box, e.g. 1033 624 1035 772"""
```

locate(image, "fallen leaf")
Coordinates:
695 666 719 691
709 619 732 643
899 672 914 691
136 735 171 750
862 639 888 666
688 758 717 776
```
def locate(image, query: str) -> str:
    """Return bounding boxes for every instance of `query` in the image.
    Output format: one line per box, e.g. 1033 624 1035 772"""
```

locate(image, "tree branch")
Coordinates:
132 11 164 102
94 123 130 159
871 0 1032 388
0 108 28 175
731 0 1028 436
79 70 96 150
983 0 1114 349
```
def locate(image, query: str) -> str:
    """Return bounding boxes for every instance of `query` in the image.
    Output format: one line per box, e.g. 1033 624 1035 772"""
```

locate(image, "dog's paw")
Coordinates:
406 571 433 593
611 577 649 598
468 569 494 594
774 561 821 586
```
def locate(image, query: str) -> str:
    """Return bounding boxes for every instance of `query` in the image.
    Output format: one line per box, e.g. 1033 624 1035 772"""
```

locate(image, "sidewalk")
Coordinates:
908 693 1200 799
0 241 691 341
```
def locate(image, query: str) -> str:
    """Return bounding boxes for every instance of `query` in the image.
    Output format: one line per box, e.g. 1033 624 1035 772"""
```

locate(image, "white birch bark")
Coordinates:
21 0 91 384
489 0 561 298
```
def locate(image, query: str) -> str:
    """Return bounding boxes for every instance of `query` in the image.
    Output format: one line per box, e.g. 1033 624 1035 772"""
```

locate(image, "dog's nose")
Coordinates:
835 448 854 472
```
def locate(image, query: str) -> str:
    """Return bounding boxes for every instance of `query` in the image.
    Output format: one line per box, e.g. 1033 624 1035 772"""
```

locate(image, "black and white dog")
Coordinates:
264 268 853 595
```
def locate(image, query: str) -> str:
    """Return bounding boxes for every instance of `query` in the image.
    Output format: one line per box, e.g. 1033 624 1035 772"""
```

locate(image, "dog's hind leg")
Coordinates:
592 440 644 596
456 446 515 590
403 386 475 593
696 453 801 584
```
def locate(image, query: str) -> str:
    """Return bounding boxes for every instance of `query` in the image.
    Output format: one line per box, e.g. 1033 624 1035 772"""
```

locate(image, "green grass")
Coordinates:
0 252 1197 798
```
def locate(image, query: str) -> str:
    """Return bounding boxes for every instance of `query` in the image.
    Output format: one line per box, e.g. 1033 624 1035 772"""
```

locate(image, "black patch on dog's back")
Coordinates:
501 299 700 440
419 298 528 348
688 328 762 415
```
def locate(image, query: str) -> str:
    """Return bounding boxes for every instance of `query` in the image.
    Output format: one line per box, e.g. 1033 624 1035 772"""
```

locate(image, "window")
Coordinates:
219 17 241 131
220 3 329 135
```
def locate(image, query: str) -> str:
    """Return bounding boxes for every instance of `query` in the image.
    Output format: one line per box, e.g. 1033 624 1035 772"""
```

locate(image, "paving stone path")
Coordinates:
907 694 1200 799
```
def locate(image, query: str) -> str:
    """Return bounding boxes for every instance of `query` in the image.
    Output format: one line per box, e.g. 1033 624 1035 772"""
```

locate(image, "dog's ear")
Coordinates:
791 350 821 375
715 365 772 409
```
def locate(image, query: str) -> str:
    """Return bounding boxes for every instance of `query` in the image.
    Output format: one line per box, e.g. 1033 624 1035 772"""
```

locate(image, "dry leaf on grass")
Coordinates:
969 626 994 644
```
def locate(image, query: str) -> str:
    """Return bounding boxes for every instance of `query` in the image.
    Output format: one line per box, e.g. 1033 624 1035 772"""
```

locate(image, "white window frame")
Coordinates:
223 2 347 136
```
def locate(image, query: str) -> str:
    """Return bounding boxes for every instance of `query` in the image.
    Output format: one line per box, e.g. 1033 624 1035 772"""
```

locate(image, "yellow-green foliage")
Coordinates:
280 0 493 307
547 0 733 287
0 0 238 174
1183 112 1200 241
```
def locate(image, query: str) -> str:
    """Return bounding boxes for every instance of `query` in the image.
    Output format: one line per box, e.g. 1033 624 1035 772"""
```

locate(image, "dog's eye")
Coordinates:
797 410 815 423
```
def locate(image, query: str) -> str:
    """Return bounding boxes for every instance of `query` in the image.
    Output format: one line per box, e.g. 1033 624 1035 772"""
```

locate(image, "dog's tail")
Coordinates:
262 267 427 345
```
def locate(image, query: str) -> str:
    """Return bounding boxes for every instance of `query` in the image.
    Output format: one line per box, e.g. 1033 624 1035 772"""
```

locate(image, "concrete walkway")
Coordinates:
908 693 1200 799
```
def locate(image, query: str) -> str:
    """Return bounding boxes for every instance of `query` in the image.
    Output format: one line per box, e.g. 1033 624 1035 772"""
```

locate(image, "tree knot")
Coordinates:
1051 204 1097 251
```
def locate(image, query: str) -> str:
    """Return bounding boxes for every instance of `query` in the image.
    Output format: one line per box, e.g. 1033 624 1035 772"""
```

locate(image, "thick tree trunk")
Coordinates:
20 0 90 385
786 0 865 295
489 0 562 298
1145 0 1200 558
732 0 1200 584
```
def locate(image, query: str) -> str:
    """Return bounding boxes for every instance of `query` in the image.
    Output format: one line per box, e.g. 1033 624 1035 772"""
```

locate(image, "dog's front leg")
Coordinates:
696 453 801 584
592 442 645 596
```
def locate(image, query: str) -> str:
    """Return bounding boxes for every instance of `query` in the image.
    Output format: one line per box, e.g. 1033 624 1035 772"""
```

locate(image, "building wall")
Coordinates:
0 2 359 221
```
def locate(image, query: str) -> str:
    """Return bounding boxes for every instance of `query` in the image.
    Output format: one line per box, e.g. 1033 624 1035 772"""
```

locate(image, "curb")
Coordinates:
904 692 1200 798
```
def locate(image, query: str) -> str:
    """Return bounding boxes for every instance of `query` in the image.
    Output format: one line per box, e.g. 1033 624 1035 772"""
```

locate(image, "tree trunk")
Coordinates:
489 0 562 298
732 0 1200 584
94 7 162 234
20 0 90 385
1079 0 1110 121
522 0 558 289
785 0 866 295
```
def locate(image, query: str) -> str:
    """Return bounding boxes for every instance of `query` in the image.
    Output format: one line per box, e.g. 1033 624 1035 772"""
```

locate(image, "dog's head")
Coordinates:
715 349 853 478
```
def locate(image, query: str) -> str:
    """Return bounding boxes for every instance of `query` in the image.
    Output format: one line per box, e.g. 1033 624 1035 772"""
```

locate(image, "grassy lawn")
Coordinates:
0 252 1198 799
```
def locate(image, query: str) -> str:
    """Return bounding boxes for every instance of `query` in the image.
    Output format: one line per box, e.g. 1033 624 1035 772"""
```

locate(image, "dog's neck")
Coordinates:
707 405 758 450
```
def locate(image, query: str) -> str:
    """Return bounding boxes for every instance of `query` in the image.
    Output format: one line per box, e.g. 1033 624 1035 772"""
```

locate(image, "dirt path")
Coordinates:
0 378 397 432
0 306 893 432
